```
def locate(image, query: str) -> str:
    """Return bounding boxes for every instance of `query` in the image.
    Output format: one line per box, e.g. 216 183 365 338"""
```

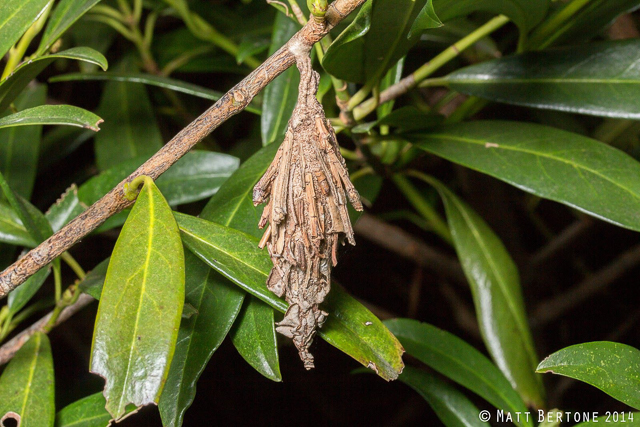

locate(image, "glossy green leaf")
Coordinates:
0 0 50 59
322 0 441 84
0 203 35 247
575 413 640 427
0 173 52 244
201 141 279 236
175 213 405 381
447 40 640 119
50 72 261 115
432 0 548 34
7 262 50 315
78 150 239 208
407 121 640 232
549 0 640 46
90 178 185 420
261 12 299 146
0 332 55 426
385 318 531 426
158 250 244 427
423 178 544 408
78 257 109 299
36 0 102 55
0 84 46 199
229 297 281 382
0 105 103 131
537 342 640 410
399 366 489 427
56 392 135 427
44 185 84 232
0 47 108 114
94 60 162 171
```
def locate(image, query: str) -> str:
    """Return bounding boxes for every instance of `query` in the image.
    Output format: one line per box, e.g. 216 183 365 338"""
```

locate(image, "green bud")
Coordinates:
308 0 328 22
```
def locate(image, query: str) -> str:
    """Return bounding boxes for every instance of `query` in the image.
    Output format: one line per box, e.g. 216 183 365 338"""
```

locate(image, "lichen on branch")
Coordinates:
253 43 362 369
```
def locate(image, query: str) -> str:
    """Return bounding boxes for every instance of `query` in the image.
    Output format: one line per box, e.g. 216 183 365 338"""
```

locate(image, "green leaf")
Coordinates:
50 72 261 115
322 0 441 84
377 58 404 120
537 342 640 410
399 366 489 427
229 296 281 382
447 40 640 119
407 121 640 232
0 84 46 199
94 60 162 171
385 319 531 426
175 213 405 381
408 121 640 231
158 251 244 427
36 0 102 56
575 413 640 427
56 392 135 427
78 257 109 299
200 141 280 237
0 202 35 247
432 0 548 35
78 150 239 208
7 262 50 315
0 47 108 114
0 105 103 131
0 332 55 426
422 177 544 408
90 178 185 420
0 0 51 59
261 12 299 146
44 185 84 232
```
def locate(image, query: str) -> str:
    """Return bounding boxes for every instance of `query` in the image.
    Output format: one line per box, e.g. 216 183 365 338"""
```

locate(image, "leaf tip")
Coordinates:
85 118 104 132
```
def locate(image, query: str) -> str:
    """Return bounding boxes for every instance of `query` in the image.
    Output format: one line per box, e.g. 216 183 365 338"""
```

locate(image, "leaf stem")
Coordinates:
61 252 86 280
528 0 593 49
353 14 510 120
392 174 452 244
53 262 62 303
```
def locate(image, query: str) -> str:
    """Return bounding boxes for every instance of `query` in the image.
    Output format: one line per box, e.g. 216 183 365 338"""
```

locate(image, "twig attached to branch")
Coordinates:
0 0 367 300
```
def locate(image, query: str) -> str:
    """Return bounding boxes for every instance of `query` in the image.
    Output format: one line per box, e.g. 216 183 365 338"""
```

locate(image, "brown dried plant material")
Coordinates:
253 46 362 369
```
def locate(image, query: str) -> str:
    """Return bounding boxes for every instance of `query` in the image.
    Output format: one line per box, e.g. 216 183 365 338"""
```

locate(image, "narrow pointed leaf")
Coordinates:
407 121 640 232
385 318 531 426
158 251 244 427
0 332 55 426
90 179 185 420
537 342 640 410
261 12 299 146
230 297 281 382
0 84 46 199
377 58 405 120
56 392 134 427
36 0 102 55
0 0 50 59
423 178 544 407
323 0 441 84
399 366 489 427
447 40 640 119
0 105 103 131
50 72 261 115
0 47 108 114
175 213 405 381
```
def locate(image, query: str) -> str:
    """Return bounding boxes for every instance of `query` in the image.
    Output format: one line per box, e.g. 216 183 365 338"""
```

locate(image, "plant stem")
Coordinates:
53 262 62 303
528 0 593 49
353 14 509 120
392 174 452 244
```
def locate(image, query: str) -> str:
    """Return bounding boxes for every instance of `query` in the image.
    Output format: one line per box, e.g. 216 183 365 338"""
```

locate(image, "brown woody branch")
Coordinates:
0 0 367 300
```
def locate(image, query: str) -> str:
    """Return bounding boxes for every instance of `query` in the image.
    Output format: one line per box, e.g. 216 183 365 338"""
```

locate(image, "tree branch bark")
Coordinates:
0 0 366 300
